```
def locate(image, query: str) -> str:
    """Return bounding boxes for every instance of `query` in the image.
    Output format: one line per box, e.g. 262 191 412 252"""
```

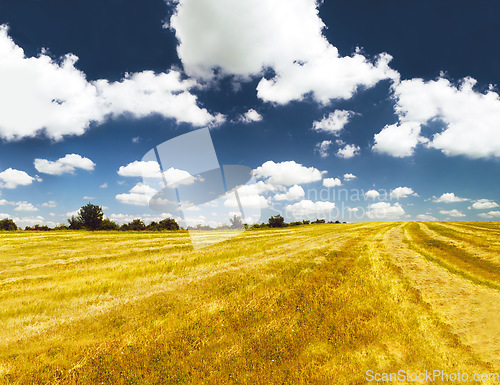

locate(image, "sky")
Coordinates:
0 0 499 228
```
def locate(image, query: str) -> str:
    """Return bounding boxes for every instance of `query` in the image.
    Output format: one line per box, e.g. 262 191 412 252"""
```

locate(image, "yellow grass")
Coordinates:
0 222 498 384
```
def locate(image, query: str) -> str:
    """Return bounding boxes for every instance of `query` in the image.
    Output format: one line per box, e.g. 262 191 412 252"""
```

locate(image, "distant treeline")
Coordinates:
0 206 345 232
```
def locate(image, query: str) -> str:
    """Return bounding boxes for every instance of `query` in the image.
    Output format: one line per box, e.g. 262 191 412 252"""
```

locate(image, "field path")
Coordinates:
384 224 500 368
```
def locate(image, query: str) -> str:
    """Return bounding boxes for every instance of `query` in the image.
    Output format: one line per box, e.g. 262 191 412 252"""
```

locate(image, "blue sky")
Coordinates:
0 0 499 228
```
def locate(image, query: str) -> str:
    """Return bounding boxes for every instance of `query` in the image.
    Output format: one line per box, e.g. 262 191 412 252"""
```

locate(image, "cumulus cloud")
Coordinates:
478 211 500 219
34 154 95 175
470 199 499 210
343 173 357 181
274 184 305 201
115 182 158 206
367 202 405 220
336 143 360 159
118 160 161 178
374 75 500 158
390 187 417 199
433 192 469 203
0 25 220 141
14 202 38 211
440 209 466 218
254 160 324 186
169 0 397 104
372 122 426 157
286 199 335 218
315 140 332 158
416 214 437 221
364 190 380 199
312 110 353 134
0 168 35 189
239 109 262 123
323 178 342 188
41 200 56 207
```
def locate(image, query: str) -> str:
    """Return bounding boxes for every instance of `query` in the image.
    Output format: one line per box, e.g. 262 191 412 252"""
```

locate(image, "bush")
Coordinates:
268 215 285 228
101 218 120 230
121 219 146 231
0 218 17 231
24 224 51 231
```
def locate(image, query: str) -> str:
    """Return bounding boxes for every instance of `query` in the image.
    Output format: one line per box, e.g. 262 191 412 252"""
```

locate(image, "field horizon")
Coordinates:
1 221 499 384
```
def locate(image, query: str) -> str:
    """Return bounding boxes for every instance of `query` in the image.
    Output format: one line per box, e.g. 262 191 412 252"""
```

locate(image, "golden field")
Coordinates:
0 222 499 384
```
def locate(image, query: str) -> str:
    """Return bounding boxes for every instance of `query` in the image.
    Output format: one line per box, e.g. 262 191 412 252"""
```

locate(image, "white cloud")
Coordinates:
116 182 158 206
372 122 426 157
118 161 161 178
312 110 353 134
343 173 357 181
315 140 332 158
224 194 269 209
170 0 397 104
376 76 500 158
390 187 416 199
440 209 466 218
239 109 262 123
257 48 397 105
323 178 342 188
364 190 380 199
367 202 405 220
0 25 220 141
14 202 38 212
0 168 35 189
254 160 324 186
99 183 108 188
478 211 500 219
433 192 468 203
41 200 56 208
34 154 95 175
336 143 360 159
347 207 359 212
416 214 437 221
162 167 196 186
470 199 499 210
274 184 305 201
286 200 335 218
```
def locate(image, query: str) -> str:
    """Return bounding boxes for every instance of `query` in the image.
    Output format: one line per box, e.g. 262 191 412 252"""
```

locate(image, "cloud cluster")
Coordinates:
0 168 36 189
274 184 305 201
286 199 335 218
254 160 324 186
469 199 498 210
374 76 500 158
170 0 397 104
433 192 468 203
323 178 342 188
115 182 158 206
315 140 332 158
390 186 416 199
439 209 466 218
336 142 360 159
0 25 220 141
312 110 353 134
367 202 405 219
34 154 95 175
239 109 262 123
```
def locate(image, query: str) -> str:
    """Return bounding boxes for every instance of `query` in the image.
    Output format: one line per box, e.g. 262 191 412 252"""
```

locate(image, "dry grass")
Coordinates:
0 223 498 384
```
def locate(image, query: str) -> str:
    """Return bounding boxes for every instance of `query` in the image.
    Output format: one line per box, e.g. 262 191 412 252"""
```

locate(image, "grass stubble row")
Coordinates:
0 222 498 384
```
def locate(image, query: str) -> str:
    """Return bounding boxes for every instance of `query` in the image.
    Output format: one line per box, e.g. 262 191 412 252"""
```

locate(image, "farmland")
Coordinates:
0 222 499 384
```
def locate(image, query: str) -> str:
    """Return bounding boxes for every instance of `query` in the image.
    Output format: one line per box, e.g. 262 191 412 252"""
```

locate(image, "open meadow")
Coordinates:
0 222 499 384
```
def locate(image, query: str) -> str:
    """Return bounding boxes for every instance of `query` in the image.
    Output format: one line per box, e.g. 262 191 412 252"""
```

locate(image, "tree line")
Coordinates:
0 204 344 232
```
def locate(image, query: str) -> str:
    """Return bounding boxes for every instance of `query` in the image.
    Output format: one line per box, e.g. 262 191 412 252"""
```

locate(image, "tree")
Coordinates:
0 218 17 231
229 215 244 229
159 218 180 230
67 215 83 230
268 214 285 228
78 203 103 230
101 218 120 230
122 219 146 231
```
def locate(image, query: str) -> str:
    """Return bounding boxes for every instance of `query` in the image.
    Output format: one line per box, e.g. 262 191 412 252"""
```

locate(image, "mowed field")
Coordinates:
0 222 499 384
